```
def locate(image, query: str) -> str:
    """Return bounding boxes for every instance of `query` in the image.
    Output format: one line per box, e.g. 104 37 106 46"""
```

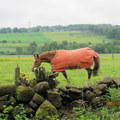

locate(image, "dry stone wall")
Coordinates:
0 67 120 119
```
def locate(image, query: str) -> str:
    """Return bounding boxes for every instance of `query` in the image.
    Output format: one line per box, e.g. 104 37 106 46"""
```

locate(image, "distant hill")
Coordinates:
0 30 119 55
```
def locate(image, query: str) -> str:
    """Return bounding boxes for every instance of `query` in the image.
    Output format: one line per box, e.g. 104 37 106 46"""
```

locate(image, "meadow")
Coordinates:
0 55 120 87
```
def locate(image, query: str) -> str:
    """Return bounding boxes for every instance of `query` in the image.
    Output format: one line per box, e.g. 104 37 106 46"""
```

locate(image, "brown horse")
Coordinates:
32 48 100 84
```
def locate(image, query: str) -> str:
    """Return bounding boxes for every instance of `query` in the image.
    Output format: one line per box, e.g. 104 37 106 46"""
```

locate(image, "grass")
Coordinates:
0 55 120 87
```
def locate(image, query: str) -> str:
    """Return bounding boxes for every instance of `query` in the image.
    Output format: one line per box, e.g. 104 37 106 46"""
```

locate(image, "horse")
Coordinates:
32 47 100 84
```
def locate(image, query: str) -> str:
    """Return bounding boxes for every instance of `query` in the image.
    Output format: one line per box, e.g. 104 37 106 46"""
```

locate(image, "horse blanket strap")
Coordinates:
50 47 98 72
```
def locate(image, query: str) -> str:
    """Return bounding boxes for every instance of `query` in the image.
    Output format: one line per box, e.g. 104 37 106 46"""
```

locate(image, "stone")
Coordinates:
0 85 16 96
24 106 35 116
47 90 62 108
98 84 108 91
94 89 102 96
82 86 93 93
0 95 8 101
35 100 58 119
59 87 69 94
48 78 59 89
35 67 48 82
34 82 49 95
66 86 80 90
69 100 87 109
29 79 37 87
61 93 73 105
68 88 82 99
29 100 39 109
32 93 44 105
16 86 34 102
84 91 95 102
112 77 120 87
97 76 113 84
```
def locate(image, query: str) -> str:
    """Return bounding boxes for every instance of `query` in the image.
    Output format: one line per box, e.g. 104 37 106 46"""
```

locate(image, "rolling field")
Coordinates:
0 31 114 53
0 55 120 87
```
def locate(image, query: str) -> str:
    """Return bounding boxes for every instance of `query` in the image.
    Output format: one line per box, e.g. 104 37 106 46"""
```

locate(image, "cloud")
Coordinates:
0 0 120 27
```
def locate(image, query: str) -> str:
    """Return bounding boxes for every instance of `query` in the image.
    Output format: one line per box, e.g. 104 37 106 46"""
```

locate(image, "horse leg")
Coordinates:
86 68 92 85
61 71 70 83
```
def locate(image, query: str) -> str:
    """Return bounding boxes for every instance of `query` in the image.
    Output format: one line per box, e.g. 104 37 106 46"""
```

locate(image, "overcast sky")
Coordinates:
0 0 120 28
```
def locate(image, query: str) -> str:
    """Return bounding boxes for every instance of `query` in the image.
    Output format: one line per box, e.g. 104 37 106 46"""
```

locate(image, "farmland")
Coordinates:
0 31 114 53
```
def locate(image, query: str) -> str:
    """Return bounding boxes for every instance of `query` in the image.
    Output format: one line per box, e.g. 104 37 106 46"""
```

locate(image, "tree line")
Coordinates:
0 41 120 55
1 24 120 40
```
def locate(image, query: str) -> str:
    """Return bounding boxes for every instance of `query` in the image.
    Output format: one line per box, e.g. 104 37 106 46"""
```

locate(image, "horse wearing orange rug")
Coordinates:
32 47 100 84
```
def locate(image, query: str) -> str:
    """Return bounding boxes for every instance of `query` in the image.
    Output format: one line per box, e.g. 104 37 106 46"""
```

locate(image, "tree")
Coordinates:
16 47 23 55
27 42 37 54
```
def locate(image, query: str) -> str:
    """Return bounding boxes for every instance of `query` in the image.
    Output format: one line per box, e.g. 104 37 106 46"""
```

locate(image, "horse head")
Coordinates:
32 54 41 72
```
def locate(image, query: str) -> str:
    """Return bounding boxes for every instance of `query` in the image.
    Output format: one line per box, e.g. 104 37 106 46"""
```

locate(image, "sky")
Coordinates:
0 0 120 28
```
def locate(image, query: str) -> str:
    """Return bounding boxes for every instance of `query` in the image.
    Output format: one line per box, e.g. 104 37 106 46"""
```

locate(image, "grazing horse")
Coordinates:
32 47 100 84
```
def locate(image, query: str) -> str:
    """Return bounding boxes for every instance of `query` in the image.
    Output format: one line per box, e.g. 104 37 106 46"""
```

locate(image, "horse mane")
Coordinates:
39 50 56 59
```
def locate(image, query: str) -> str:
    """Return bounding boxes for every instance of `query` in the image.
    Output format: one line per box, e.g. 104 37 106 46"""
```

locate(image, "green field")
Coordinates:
0 55 120 87
0 31 114 53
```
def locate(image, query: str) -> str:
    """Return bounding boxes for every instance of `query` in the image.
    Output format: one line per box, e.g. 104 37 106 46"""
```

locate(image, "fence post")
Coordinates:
14 65 20 86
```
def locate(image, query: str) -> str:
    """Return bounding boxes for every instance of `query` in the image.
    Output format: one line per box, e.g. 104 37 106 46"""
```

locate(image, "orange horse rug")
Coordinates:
50 47 98 72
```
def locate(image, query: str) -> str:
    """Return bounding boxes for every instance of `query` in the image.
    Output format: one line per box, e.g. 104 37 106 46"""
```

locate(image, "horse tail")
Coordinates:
93 56 100 76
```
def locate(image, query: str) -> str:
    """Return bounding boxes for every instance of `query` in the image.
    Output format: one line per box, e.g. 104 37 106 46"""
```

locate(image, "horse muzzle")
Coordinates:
32 67 37 72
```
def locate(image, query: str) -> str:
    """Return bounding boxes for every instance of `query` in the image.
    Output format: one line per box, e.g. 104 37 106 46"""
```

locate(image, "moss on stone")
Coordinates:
32 93 44 105
0 85 16 96
35 100 58 119
29 100 38 109
47 90 62 108
16 86 34 102
34 82 49 94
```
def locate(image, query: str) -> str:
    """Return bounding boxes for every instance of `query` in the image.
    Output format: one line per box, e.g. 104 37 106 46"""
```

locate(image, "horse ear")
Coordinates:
33 54 36 57
37 54 39 58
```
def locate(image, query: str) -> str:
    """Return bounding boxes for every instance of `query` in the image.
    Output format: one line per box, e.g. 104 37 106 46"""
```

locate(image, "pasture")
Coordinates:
0 54 120 86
